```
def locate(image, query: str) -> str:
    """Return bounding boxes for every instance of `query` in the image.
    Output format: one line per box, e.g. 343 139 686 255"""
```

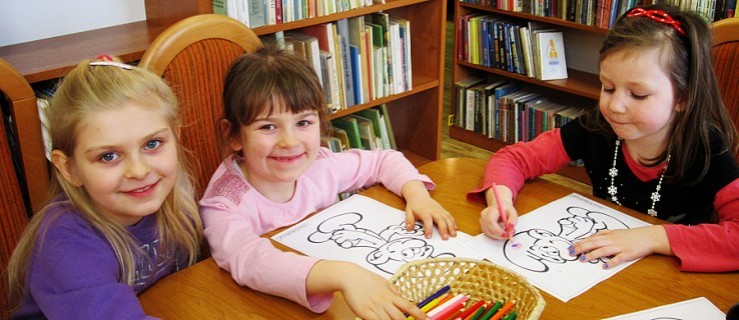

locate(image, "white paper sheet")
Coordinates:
603 297 725 320
272 194 482 278
462 193 651 302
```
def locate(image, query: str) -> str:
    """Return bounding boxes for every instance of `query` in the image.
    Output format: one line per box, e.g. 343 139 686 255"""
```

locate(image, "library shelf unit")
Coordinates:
450 1 612 184
0 0 446 166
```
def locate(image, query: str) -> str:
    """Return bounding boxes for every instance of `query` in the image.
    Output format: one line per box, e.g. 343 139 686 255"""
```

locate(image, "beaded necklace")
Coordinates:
606 139 670 217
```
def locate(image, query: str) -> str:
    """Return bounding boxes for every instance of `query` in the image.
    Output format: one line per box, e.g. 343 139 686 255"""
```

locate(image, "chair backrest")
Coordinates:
0 58 42 314
0 59 49 214
712 17 739 158
139 14 262 197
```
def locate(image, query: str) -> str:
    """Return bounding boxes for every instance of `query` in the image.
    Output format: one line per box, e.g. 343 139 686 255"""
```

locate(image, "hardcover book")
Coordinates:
535 31 568 80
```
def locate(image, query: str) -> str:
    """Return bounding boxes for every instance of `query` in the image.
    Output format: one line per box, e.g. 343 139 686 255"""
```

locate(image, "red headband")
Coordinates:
627 8 687 37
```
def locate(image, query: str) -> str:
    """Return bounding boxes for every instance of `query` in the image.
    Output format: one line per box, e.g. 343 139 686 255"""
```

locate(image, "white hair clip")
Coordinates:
89 61 134 70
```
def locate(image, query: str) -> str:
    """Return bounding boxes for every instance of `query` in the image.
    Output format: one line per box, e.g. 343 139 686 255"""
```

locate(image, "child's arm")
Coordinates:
569 225 673 270
24 213 156 319
401 180 457 239
480 184 519 239
306 260 428 320
470 129 572 239
571 178 739 273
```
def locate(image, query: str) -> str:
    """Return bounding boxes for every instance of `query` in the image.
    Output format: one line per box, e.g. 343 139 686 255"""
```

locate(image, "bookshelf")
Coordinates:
449 1 611 184
0 0 446 166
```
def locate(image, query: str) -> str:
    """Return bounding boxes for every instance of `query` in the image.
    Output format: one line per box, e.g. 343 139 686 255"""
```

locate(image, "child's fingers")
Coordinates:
395 297 426 320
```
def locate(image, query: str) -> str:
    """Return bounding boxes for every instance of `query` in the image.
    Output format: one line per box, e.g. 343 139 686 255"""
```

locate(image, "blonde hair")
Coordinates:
5 59 203 312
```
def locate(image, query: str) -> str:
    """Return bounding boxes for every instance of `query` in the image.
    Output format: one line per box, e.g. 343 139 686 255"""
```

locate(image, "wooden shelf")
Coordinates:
0 21 167 83
450 3 603 184
1 0 445 165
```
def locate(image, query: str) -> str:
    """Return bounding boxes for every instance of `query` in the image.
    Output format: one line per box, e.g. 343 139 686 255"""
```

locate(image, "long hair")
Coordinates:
222 45 329 148
5 58 203 311
582 4 738 183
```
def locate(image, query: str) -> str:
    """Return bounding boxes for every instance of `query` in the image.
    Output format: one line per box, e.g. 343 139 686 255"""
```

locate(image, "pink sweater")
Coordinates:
200 147 434 312
468 129 739 272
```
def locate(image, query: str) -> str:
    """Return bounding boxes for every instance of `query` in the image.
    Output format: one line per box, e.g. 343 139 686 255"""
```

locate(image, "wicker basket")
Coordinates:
390 258 545 320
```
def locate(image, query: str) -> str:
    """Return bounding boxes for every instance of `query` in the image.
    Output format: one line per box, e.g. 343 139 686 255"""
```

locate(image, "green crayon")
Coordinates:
479 301 503 320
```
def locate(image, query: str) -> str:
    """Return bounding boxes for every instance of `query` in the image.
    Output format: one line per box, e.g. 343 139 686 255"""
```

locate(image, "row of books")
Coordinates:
460 0 736 29
454 77 585 143
325 105 396 152
458 15 568 81
275 13 412 114
213 0 384 28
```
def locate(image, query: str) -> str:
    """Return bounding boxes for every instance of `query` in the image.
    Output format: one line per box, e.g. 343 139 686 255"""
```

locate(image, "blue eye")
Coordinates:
144 140 162 150
99 152 119 162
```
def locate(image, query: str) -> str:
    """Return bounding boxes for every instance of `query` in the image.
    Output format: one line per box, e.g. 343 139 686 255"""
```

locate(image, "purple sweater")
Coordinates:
12 198 182 319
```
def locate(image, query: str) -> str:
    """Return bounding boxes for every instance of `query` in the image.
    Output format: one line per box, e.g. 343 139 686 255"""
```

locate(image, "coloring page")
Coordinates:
462 193 651 302
272 194 482 278
603 297 725 320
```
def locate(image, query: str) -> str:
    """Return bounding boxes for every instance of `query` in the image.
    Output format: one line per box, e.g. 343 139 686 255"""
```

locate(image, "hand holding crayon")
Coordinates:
491 183 515 239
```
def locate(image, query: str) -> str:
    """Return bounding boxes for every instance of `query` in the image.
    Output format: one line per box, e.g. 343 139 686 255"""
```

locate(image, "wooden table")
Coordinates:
139 158 739 319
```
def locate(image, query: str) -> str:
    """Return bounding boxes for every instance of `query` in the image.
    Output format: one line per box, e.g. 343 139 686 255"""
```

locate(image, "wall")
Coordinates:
0 0 145 47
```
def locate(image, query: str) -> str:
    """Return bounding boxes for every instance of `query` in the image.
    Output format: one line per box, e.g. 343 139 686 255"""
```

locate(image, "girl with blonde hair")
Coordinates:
6 57 202 318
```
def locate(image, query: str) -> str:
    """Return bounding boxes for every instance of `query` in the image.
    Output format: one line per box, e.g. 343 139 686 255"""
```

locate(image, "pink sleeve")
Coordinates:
664 178 739 272
199 169 333 312
467 129 573 203
334 148 434 195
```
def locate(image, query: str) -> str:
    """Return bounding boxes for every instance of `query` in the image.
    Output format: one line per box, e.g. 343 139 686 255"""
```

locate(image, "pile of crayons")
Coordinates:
409 285 517 320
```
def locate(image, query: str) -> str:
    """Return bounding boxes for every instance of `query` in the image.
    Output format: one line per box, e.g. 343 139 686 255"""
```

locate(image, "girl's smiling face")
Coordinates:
599 47 681 149
230 107 321 200
54 102 178 226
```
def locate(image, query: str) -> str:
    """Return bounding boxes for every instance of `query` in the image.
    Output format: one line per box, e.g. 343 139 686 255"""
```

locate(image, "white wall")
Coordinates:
0 0 146 47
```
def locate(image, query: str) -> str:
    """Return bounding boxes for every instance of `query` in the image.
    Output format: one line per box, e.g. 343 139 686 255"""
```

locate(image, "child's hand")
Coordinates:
404 197 457 240
480 185 518 239
401 181 457 240
569 225 672 269
340 264 428 320
480 204 519 240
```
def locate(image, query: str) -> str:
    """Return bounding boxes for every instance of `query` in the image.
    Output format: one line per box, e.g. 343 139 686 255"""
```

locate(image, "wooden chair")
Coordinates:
0 58 47 312
712 17 739 158
139 14 262 197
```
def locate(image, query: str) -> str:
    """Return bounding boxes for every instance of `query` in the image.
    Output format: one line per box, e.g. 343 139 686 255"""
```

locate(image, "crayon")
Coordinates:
427 294 468 318
420 295 446 313
455 300 486 319
417 285 451 308
478 301 503 320
443 309 463 320
489 300 516 320
492 183 514 239
465 305 487 320
430 302 464 320
501 311 517 320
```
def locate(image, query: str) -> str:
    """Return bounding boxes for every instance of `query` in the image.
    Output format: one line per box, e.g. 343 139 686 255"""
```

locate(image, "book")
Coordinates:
336 19 358 107
454 77 485 128
248 0 266 27
285 32 322 87
321 136 342 152
213 0 227 15
378 104 397 149
332 117 364 149
355 108 390 149
347 16 368 104
331 126 351 151
348 115 381 149
535 31 568 80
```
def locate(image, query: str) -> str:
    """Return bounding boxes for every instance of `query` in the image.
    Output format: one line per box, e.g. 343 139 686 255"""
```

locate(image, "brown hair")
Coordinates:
222 45 329 145
582 4 738 183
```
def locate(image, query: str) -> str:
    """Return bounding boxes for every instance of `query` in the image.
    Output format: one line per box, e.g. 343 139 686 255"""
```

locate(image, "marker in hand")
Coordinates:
492 183 514 239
